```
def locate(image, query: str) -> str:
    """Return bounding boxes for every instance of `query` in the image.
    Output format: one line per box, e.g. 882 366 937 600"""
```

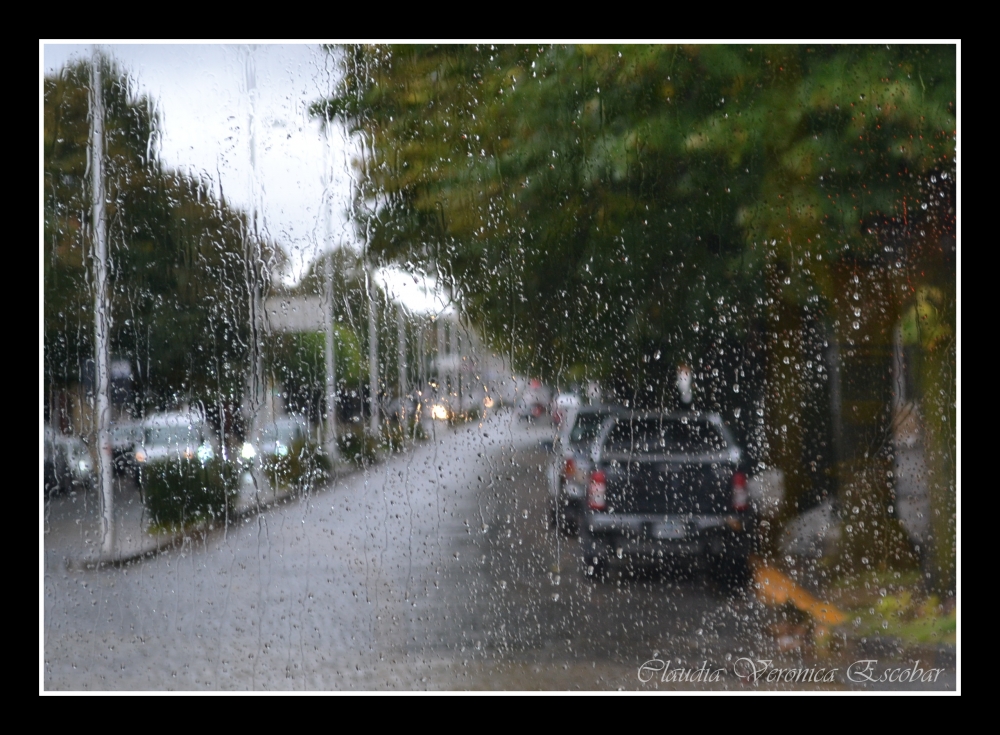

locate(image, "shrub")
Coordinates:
338 431 379 466
263 439 331 493
141 458 238 531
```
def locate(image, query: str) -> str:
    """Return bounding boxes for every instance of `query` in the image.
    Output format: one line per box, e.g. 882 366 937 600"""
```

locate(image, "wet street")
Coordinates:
43 411 952 690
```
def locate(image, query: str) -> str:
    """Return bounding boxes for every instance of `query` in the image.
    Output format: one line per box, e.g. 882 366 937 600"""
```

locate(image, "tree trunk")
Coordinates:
832 263 915 575
763 296 810 558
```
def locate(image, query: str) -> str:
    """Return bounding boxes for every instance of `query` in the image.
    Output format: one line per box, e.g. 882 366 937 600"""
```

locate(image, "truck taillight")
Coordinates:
731 471 749 512
587 470 607 510
563 458 576 480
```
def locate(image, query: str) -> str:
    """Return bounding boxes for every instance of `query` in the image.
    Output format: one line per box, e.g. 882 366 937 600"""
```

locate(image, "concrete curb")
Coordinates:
64 463 364 571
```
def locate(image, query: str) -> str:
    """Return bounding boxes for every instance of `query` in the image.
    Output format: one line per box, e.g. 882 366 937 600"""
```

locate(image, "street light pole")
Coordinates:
323 121 339 460
367 265 380 436
243 46 267 503
90 49 114 557
397 304 407 426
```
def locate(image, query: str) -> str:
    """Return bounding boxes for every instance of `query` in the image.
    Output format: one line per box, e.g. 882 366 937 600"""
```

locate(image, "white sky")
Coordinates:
41 42 448 313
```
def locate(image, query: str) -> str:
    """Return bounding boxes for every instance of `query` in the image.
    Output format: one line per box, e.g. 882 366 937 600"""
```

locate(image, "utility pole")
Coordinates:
417 317 426 409
436 314 445 403
367 266 380 436
455 319 463 416
397 305 407 425
90 48 114 557
322 120 338 460
243 46 267 501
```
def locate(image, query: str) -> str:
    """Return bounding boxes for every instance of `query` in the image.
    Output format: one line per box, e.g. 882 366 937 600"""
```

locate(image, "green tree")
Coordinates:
277 246 400 422
44 57 272 431
316 44 955 584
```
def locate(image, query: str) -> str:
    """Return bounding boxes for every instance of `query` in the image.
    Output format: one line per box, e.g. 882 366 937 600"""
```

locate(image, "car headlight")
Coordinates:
483 396 494 408
78 459 90 472
276 443 289 457
431 404 449 420
241 442 257 460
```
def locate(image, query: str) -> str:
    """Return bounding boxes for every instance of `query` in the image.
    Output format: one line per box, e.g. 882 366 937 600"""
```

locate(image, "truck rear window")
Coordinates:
569 413 606 446
605 418 726 453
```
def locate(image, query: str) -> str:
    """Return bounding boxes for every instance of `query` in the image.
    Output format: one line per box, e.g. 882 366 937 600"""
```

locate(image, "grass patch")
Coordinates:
824 568 956 647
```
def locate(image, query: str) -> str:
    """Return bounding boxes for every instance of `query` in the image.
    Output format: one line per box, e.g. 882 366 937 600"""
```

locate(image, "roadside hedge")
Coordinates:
141 458 238 531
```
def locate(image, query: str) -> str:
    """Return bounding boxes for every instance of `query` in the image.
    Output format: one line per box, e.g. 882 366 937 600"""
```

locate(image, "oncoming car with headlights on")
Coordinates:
134 411 217 476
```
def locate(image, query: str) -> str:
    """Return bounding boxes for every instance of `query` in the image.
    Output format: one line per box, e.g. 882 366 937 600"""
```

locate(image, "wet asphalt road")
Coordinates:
43 411 952 690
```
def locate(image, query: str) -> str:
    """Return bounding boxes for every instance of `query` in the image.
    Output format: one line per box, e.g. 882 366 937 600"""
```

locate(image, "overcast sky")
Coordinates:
41 42 449 314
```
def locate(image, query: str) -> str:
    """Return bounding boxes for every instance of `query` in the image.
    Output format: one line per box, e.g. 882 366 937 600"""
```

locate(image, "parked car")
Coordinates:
515 378 551 421
578 411 755 587
111 421 143 475
242 415 308 462
548 404 622 534
135 411 217 475
43 431 95 496
550 391 580 428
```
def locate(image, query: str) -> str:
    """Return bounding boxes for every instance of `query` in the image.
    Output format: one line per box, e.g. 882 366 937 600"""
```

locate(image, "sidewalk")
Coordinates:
46 458 361 570
45 415 473 570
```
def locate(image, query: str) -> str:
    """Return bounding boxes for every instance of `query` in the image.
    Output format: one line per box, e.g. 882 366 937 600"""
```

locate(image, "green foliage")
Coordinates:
337 430 379 466
262 439 332 493
317 44 955 390
318 43 955 585
44 56 272 414
382 412 430 450
269 328 364 391
141 458 238 531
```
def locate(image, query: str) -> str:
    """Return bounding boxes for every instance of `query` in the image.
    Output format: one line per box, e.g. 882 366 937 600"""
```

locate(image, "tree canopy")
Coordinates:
44 57 275 421
316 44 956 584
316 44 954 392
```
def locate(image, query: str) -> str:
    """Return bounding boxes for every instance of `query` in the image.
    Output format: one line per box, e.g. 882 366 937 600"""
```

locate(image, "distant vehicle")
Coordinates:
516 378 551 421
550 392 580 428
135 411 217 475
241 416 307 462
110 421 143 475
43 432 94 496
578 411 755 587
548 405 623 534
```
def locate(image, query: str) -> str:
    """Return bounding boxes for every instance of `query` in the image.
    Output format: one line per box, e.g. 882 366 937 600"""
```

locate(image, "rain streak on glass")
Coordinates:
43 44 957 692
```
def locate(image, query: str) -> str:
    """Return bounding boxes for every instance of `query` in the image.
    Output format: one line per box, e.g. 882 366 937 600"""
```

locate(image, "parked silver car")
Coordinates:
134 411 217 474
241 415 308 462
111 421 143 475
548 404 622 534
43 431 95 496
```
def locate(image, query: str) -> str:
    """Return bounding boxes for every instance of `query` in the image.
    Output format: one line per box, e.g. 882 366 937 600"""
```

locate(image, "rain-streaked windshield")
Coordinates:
43 43 957 693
